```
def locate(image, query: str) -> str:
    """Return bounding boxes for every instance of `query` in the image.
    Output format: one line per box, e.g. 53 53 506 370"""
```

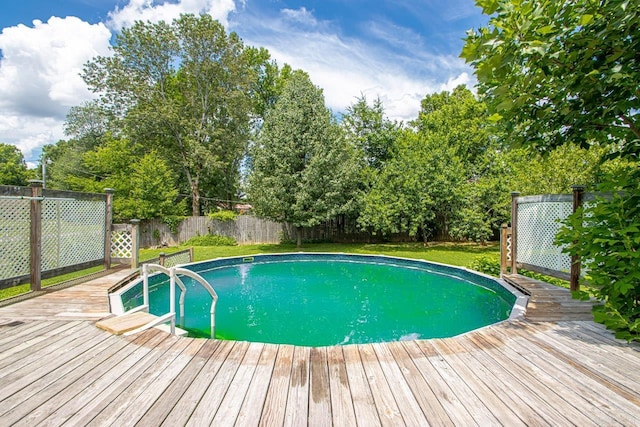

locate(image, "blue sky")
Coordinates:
0 0 488 164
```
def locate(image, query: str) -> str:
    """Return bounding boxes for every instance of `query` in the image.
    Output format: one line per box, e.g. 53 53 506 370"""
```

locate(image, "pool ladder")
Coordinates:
123 264 218 338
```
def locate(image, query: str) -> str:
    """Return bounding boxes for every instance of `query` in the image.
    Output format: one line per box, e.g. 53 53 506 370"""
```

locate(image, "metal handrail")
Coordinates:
141 263 187 334
140 264 217 338
173 267 218 338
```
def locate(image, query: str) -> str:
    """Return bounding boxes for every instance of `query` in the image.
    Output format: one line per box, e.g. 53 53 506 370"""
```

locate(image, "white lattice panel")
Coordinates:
0 199 31 280
111 230 133 259
41 199 106 271
164 251 191 268
517 201 572 272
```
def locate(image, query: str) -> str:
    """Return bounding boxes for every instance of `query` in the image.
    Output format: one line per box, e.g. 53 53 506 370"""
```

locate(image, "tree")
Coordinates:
359 130 466 241
342 95 399 171
463 0 640 339
0 143 29 186
83 14 264 215
461 0 639 151
248 71 358 247
62 136 184 221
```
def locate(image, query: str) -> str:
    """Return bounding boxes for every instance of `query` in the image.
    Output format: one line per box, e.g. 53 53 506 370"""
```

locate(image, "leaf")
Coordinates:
579 14 594 26
488 113 503 123
536 25 555 35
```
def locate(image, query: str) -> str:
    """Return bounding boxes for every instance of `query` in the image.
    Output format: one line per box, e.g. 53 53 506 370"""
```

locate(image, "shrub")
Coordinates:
207 210 237 222
556 170 640 342
184 234 237 246
469 255 569 288
469 255 501 277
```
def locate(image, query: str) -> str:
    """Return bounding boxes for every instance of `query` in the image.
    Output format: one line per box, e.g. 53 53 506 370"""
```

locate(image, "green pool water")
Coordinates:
132 256 515 346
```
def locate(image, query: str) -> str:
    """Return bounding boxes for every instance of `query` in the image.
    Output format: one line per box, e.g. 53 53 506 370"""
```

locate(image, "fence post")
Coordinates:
159 252 166 267
510 192 520 275
103 188 114 270
500 223 508 276
189 247 194 263
29 180 43 292
570 185 585 292
130 219 140 269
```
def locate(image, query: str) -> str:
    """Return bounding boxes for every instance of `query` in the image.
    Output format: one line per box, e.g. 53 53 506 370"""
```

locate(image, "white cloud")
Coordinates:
0 0 238 160
238 7 473 122
0 16 112 159
108 0 237 31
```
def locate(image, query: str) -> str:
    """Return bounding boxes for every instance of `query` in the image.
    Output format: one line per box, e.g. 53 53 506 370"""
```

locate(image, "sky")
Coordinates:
0 0 488 166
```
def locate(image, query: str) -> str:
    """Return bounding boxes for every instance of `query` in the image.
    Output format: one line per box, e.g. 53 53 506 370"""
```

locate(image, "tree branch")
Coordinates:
619 114 640 140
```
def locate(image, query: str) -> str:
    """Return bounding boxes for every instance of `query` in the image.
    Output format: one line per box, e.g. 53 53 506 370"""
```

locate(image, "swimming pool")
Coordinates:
113 253 525 346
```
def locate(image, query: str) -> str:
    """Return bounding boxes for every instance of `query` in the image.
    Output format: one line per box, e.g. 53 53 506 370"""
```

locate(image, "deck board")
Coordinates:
0 269 638 425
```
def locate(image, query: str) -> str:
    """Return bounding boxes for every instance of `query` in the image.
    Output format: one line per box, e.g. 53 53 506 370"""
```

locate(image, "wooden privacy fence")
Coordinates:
500 185 590 291
139 215 400 248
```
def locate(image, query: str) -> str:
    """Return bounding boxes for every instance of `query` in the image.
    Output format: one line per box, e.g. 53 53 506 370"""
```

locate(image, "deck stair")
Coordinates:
98 263 217 338
95 311 187 336
503 273 600 321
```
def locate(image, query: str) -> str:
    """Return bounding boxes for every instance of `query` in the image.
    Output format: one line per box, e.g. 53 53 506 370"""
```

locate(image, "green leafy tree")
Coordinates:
461 0 639 151
463 0 640 338
248 71 358 247
83 14 264 215
0 143 29 186
359 131 466 241
342 95 400 171
65 137 184 221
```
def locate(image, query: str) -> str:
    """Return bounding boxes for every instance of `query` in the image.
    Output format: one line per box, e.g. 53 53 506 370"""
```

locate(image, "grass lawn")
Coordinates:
140 241 500 268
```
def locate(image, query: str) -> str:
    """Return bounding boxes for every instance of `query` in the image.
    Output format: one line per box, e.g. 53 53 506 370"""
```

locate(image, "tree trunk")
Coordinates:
296 226 302 249
191 181 200 216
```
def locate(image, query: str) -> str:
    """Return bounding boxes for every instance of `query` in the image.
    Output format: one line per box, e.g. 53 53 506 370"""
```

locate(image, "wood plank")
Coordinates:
19 329 171 426
327 345 357 426
234 343 279 427
385 341 454 426
486 324 632 426
185 340 250 426
371 342 428 426
212 342 265 427
522 322 640 397
95 311 159 335
136 339 221 426
0 321 86 368
401 341 478 426
427 339 525 426
283 345 311 427
459 330 587 426
91 338 206 427
258 345 294 427
0 324 109 402
0 327 129 423
357 343 404 426
307 346 333 427
160 340 236 426
342 345 380 427
0 320 58 350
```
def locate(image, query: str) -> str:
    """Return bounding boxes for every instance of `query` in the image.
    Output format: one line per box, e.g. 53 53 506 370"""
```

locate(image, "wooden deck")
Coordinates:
503 274 599 322
0 270 638 426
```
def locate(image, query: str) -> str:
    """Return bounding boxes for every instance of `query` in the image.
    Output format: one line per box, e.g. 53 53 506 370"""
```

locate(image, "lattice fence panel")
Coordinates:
163 251 191 268
0 199 30 280
111 230 133 259
517 201 572 273
41 199 106 272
